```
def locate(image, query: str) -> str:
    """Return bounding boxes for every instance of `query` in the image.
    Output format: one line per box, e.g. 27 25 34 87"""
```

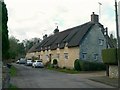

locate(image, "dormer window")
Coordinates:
65 42 68 47
45 47 47 50
57 44 60 48
41 47 42 50
48 46 50 49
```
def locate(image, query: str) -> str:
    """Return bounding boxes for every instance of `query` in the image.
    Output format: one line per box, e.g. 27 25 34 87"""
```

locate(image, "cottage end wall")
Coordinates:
80 24 106 62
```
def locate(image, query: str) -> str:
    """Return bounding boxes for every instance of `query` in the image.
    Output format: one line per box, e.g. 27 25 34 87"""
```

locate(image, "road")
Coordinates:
11 63 114 88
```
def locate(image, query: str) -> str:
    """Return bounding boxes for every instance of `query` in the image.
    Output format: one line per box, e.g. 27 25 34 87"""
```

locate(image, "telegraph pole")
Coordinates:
98 2 102 21
115 0 120 89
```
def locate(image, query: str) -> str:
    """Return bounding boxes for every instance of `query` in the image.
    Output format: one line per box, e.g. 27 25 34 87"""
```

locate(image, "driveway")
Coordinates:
11 63 114 88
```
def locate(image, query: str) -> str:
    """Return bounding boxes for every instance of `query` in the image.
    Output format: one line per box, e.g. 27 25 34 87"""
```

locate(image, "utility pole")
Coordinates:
115 0 120 89
105 27 109 76
98 2 102 21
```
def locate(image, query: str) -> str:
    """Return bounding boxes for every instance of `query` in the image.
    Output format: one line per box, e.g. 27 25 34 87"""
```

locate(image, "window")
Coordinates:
94 54 98 60
64 53 68 59
82 53 87 60
46 55 49 60
99 39 104 45
57 54 60 59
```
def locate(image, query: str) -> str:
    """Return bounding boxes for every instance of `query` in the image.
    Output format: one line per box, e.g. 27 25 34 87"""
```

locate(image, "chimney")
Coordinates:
91 12 99 23
54 26 59 34
43 34 47 40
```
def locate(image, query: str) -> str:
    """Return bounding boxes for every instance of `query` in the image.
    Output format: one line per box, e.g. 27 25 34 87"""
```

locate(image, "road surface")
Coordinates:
11 63 114 88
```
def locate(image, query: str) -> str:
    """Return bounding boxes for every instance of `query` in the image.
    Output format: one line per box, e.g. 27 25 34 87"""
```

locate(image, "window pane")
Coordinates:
64 53 68 59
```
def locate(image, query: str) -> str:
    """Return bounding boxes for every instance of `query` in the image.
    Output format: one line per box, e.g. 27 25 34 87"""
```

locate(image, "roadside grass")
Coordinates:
8 84 18 90
46 67 80 74
10 65 17 77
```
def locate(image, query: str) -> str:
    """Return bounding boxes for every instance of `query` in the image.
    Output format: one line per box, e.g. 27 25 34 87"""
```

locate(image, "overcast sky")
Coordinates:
4 0 120 42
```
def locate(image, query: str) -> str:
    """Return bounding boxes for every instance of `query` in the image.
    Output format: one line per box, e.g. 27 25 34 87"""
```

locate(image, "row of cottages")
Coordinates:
26 12 114 69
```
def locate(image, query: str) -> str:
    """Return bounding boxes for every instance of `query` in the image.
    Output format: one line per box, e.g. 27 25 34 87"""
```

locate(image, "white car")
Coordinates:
16 60 20 64
26 59 32 66
32 60 44 68
19 58 26 64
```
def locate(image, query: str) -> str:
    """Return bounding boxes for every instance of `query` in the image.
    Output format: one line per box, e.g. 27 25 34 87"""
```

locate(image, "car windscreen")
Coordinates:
37 61 42 62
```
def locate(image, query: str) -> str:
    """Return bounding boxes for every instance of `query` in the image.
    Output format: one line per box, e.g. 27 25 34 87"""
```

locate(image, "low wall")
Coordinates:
109 65 118 78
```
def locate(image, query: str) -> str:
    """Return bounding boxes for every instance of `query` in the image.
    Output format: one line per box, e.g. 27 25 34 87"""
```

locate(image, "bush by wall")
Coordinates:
74 59 81 71
74 59 106 71
79 60 106 71
102 48 118 65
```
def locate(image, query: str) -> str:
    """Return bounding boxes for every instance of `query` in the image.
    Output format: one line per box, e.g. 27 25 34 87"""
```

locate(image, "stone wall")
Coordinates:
109 65 118 78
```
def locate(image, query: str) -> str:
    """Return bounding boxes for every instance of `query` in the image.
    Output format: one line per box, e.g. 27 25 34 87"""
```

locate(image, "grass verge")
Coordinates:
8 84 18 90
46 67 80 74
10 65 17 77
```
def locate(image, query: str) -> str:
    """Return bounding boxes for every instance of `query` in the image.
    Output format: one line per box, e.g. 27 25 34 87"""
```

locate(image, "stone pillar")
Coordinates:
109 65 118 78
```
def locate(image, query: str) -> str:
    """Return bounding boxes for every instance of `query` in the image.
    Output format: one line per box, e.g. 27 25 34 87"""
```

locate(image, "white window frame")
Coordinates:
99 39 104 45
64 53 68 60
82 53 87 60
94 54 98 60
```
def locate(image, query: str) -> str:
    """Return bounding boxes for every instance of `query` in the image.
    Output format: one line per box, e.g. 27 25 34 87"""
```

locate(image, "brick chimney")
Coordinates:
54 26 59 34
91 12 99 23
43 34 47 40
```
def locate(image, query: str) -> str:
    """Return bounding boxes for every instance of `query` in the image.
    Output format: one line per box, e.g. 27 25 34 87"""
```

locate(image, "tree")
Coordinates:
17 42 25 58
22 37 41 53
110 34 117 48
8 36 19 59
8 36 25 59
2 2 9 60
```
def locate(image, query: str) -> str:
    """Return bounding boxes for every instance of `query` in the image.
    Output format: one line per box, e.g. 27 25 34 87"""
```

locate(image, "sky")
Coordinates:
4 0 120 42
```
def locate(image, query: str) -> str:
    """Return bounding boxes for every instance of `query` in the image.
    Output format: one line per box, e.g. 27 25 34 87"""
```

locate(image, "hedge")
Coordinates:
74 59 81 71
74 59 106 71
102 48 118 65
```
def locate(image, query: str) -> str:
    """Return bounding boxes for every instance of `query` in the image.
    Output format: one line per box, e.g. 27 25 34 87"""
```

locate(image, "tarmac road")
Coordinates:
11 63 115 88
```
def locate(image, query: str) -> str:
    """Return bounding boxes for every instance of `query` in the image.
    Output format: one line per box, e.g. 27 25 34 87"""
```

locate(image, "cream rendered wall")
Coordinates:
63 47 79 69
50 47 79 69
26 46 79 69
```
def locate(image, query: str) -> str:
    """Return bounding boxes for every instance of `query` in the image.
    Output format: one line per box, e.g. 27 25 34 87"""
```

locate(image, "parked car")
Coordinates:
32 60 44 68
16 60 20 64
26 59 32 66
19 58 26 64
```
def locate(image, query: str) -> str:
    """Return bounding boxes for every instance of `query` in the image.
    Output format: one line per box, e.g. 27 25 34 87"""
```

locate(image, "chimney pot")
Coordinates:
91 12 99 23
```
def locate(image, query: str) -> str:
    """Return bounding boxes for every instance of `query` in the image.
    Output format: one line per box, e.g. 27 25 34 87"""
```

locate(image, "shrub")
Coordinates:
79 60 106 71
74 59 81 71
53 59 58 65
74 59 106 71
102 48 117 65
63 67 66 69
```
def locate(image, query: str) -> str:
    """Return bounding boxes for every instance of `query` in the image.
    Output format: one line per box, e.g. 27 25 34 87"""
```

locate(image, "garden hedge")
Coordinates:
74 59 106 71
102 48 118 65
